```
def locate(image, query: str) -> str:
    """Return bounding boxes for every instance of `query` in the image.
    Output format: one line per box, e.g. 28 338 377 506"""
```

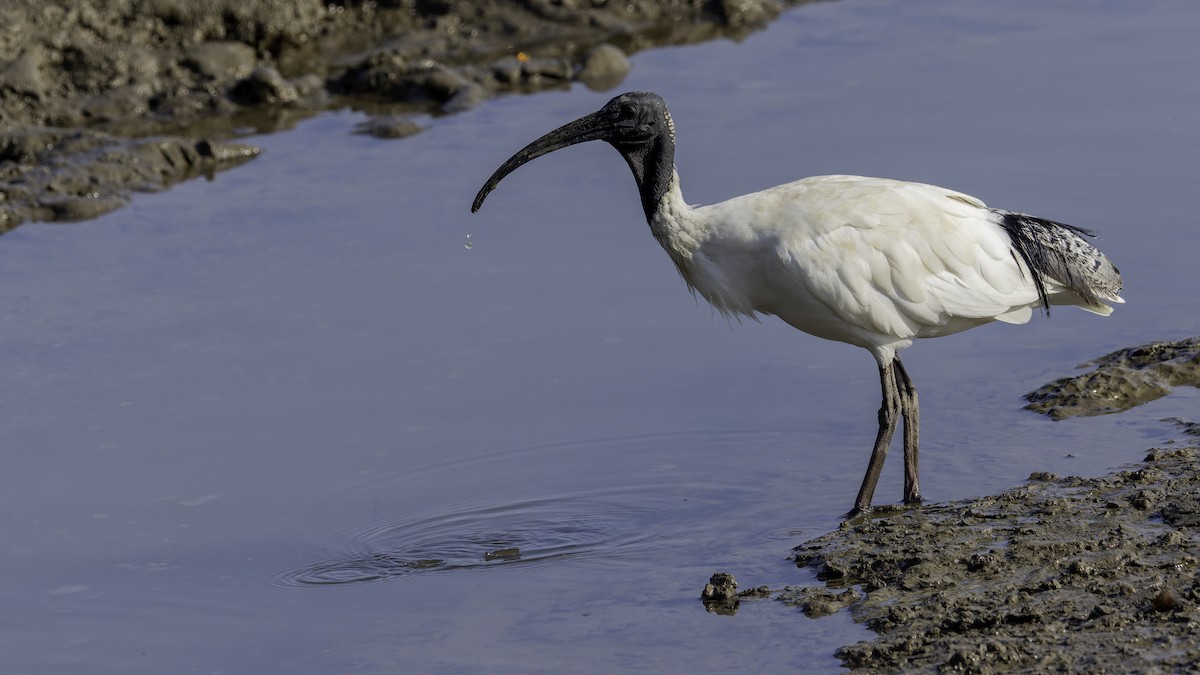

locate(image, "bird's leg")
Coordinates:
850 362 901 516
893 359 921 504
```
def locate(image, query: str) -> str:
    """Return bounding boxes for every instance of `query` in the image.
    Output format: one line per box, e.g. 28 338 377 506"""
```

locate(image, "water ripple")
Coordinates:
270 491 683 588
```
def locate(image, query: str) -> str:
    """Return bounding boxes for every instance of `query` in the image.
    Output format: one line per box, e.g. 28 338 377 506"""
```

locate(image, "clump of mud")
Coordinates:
780 445 1200 672
1024 337 1200 420
1 0 794 232
701 571 771 615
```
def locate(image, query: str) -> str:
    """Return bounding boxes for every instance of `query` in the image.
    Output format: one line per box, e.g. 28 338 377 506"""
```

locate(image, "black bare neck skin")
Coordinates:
613 133 676 223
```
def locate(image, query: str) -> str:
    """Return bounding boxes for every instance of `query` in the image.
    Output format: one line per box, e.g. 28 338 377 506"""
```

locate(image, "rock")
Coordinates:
184 41 258 82
701 571 739 602
700 571 774 615
491 59 523 87
354 115 423 139
576 43 631 91
229 66 299 105
1151 588 1180 612
442 81 488 113
1 45 49 99
482 547 521 561
1025 337 1200 419
193 138 261 166
713 0 780 27
488 56 573 91
701 572 741 615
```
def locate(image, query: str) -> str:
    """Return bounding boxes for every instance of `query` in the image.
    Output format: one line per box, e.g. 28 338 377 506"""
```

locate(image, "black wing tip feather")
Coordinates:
996 209 1098 239
992 208 1114 313
995 210 1053 312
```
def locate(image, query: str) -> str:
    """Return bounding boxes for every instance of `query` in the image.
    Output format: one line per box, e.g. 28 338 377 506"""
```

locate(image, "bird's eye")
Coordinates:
618 104 637 120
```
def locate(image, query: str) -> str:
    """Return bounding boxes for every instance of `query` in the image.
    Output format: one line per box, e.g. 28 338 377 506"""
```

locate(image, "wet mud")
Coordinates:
704 339 1200 672
1 127 259 227
1 0 794 232
782 442 1200 672
701 572 771 616
1024 336 1200 420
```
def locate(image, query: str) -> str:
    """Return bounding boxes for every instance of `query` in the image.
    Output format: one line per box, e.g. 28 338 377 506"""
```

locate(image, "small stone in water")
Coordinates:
464 233 473 249
484 547 520 561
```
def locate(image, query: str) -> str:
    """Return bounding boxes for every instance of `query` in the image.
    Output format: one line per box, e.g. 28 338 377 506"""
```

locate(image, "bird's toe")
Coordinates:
843 506 871 521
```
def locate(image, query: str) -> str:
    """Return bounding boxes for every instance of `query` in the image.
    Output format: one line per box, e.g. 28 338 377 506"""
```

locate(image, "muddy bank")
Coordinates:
1024 336 1200 420
782 441 1200 672
711 339 1200 671
1 0 797 232
1 128 259 226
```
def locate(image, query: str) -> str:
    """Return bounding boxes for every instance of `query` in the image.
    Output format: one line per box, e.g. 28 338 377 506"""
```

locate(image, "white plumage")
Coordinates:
653 173 1120 365
472 92 1123 515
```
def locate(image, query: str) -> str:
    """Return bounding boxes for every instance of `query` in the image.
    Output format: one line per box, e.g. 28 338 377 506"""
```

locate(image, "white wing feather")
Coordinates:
686 176 1047 352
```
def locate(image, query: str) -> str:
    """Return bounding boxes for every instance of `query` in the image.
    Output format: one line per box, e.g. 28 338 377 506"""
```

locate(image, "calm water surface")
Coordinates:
2 1 1198 672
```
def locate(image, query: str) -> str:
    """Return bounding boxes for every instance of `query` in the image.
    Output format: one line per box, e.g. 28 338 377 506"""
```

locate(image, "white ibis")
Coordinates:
471 91 1124 516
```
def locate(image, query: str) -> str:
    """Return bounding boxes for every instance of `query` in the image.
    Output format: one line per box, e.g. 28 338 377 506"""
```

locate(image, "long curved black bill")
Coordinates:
471 111 610 213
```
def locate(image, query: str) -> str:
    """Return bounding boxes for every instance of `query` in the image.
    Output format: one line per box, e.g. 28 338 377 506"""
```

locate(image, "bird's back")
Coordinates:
679 175 1122 359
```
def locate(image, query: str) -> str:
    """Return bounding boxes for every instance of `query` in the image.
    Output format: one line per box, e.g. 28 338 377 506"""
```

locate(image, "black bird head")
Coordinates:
471 92 677 222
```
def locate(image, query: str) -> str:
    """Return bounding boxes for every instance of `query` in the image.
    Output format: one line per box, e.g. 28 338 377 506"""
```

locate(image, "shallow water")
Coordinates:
3 0 1199 672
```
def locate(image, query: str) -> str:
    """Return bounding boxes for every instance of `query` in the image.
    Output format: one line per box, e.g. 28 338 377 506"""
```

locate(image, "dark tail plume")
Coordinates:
994 210 1123 314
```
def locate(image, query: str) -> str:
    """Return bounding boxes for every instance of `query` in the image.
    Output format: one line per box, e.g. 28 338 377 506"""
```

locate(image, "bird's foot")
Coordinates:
904 493 923 506
842 505 871 521
844 502 921 521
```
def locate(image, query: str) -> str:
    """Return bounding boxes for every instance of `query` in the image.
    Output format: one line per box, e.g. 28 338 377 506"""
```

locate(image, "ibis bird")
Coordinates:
471 91 1123 516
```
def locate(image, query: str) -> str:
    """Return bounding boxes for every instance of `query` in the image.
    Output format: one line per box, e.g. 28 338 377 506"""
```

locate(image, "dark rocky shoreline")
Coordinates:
1 0 791 233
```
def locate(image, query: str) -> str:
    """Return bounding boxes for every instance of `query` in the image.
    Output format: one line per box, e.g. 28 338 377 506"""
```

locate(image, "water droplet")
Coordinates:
464 233 473 250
